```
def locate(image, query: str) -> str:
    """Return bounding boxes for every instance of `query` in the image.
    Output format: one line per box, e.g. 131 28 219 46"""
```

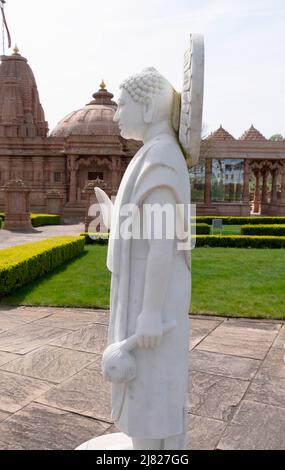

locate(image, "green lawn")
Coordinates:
212 225 241 235
1 245 284 320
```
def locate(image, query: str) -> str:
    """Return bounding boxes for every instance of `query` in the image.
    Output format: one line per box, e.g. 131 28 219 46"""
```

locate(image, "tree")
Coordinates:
269 134 283 141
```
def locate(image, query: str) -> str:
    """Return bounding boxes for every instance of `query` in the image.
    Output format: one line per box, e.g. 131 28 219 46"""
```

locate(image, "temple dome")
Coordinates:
0 47 48 138
51 81 119 137
239 125 267 141
206 125 236 142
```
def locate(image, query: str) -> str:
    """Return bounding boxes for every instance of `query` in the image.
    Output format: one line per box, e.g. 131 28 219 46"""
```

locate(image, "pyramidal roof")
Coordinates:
206 125 236 142
0 47 48 138
239 125 267 141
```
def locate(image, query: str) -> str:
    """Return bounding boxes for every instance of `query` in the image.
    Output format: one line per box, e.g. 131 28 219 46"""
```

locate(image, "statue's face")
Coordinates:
114 88 145 141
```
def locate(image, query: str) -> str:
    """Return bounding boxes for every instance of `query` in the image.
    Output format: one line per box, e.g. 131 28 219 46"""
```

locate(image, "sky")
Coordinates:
2 0 285 138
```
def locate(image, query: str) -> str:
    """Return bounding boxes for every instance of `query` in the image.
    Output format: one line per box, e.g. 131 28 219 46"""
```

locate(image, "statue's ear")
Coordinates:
142 96 154 124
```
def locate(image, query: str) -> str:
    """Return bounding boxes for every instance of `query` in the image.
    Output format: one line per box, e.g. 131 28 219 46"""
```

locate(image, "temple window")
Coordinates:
88 172 104 181
190 160 205 202
53 172 61 183
211 159 244 202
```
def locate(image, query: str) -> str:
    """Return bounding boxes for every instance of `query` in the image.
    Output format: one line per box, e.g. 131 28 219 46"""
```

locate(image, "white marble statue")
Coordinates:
76 34 204 451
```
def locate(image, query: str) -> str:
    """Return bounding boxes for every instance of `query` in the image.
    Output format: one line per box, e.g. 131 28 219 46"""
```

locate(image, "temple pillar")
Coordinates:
271 169 278 204
242 160 250 204
204 158 212 204
111 157 120 196
261 171 268 203
281 163 285 205
253 171 261 213
68 156 78 204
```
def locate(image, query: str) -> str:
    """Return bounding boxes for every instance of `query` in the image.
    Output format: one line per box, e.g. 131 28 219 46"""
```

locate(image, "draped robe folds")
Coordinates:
106 133 191 439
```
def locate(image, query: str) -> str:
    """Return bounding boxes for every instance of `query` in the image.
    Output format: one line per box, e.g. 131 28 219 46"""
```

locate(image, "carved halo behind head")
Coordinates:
179 34 205 168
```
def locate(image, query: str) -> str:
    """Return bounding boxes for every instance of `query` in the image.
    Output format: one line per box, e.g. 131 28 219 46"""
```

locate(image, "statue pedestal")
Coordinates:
75 433 133 450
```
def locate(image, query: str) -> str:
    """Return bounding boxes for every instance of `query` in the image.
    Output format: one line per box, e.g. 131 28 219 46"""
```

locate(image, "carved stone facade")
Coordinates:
0 51 140 222
196 126 285 216
1 50 285 220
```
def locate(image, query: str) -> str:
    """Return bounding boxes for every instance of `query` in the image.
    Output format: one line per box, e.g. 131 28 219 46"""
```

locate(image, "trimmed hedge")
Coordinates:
31 214 60 227
0 213 60 228
194 235 285 248
241 225 285 236
81 232 285 248
81 233 109 245
0 236 85 297
195 216 285 226
81 224 211 244
195 223 211 235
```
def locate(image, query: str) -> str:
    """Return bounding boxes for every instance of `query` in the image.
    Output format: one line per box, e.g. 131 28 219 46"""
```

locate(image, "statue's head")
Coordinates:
114 67 175 141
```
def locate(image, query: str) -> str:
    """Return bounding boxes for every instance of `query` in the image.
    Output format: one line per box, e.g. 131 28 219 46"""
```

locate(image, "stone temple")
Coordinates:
0 48 140 222
0 48 285 219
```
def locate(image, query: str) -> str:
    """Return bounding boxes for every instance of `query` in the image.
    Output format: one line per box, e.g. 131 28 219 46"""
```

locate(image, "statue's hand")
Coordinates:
135 312 163 349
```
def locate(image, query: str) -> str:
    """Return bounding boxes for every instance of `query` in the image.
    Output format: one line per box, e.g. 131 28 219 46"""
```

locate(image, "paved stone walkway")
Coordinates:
0 224 85 249
0 306 284 450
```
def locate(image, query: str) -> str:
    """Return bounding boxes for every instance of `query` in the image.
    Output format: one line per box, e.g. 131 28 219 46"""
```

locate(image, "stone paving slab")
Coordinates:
189 318 222 350
186 414 227 450
245 373 285 409
36 368 112 422
0 345 98 384
258 347 285 379
189 371 249 421
0 403 110 450
0 411 10 423
0 315 26 332
196 322 280 359
0 370 52 413
0 351 19 367
51 324 108 354
0 306 284 450
272 324 285 348
189 350 261 381
217 400 285 450
0 323 70 354
0 307 56 324
86 354 103 371
36 309 108 331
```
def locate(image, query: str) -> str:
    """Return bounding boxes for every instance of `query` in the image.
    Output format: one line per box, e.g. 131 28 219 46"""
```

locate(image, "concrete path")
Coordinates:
0 224 85 249
0 306 284 450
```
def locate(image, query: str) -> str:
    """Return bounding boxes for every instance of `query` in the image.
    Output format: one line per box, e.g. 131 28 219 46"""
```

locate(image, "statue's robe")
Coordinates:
107 132 191 439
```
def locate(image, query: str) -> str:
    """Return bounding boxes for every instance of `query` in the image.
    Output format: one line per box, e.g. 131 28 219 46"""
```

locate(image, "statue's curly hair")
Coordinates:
120 67 170 104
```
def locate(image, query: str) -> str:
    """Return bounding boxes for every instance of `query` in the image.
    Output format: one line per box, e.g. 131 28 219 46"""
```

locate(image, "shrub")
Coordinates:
195 216 285 226
0 236 85 297
31 214 61 227
81 224 211 243
194 235 285 249
81 233 109 245
241 225 285 236
0 213 60 228
194 223 211 235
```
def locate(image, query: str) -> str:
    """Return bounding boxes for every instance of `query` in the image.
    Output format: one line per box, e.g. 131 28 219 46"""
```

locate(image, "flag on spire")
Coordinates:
0 0 11 50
